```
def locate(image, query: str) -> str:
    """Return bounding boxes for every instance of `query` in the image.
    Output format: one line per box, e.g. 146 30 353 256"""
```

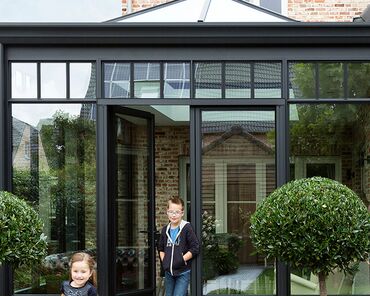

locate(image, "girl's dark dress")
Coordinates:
61 280 97 296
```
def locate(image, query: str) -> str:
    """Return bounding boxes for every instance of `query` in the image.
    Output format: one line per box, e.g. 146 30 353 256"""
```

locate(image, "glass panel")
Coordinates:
290 103 370 295
12 104 96 294
70 63 96 98
194 63 222 98
164 62 190 98
134 63 160 98
147 105 191 294
254 62 281 98
41 63 67 98
319 62 344 98
104 63 131 98
260 0 281 13
289 62 316 99
348 62 370 98
202 110 276 295
11 63 37 98
114 113 151 293
225 63 251 98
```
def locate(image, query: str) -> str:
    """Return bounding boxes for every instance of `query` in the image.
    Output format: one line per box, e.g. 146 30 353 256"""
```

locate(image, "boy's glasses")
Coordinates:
167 210 183 216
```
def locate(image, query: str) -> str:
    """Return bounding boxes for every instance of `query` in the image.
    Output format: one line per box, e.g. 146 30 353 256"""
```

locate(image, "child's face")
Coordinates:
71 260 92 287
167 201 184 225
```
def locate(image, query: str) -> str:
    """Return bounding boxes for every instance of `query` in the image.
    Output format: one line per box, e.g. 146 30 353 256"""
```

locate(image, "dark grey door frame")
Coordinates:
0 42 13 296
102 105 156 296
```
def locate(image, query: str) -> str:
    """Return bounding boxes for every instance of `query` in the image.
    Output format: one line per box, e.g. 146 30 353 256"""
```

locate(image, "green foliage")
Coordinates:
214 247 239 275
290 104 360 156
0 191 48 268
250 177 370 277
291 63 316 99
202 212 243 279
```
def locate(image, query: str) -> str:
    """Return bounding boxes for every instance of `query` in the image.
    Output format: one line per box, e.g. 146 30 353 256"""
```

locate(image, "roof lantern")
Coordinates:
108 0 296 23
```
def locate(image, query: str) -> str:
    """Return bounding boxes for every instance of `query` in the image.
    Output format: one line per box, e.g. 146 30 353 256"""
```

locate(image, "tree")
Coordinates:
0 191 48 268
250 177 370 296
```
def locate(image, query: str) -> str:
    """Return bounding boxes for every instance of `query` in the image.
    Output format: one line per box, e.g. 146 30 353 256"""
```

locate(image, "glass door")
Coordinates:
201 109 276 295
108 106 155 296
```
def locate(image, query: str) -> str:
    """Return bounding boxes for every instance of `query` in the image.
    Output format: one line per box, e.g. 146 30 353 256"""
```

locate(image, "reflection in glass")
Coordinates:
195 63 222 98
319 63 344 98
202 110 276 295
164 63 190 98
104 63 131 98
225 63 251 98
12 104 96 294
289 62 316 99
70 63 96 98
348 63 370 98
289 104 370 295
114 113 151 293
11 63 37 98
255 63 281 98
134 63 160 98
41 63 67 98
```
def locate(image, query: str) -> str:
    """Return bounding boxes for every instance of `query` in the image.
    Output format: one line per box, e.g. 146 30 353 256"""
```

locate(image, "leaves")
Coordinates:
0 191 48 268
250 177 370 276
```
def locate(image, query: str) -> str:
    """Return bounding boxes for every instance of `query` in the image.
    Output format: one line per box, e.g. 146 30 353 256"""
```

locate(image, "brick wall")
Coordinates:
288 0 368 22
155 126 190 230
122 0 172 15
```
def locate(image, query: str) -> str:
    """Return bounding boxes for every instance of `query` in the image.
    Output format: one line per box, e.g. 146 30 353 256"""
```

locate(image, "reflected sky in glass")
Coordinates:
11 63 37 98
70 63 94 98
41 63 66 98
12 104 82 127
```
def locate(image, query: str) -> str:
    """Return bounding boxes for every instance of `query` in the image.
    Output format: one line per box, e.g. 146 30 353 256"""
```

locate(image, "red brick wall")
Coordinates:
288 0 368 22
122 0 173 15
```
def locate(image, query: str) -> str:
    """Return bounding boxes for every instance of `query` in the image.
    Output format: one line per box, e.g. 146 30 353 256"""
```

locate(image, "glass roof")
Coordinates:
111 0 295 23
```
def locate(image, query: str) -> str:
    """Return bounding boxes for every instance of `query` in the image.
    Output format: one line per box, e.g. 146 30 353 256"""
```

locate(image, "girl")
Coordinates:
61 252 97 296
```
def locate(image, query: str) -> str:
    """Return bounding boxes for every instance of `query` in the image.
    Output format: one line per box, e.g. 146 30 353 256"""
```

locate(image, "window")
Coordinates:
289 61 370 99
289 103 370 294
12 104 96 294
11 62 96 99
104 61 282 99
11 63 37 98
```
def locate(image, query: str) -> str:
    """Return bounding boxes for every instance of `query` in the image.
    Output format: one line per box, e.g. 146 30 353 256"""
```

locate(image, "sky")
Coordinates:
0 0 122 22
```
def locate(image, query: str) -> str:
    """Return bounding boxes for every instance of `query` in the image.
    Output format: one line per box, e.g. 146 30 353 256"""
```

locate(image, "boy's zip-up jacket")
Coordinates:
158 220 199 276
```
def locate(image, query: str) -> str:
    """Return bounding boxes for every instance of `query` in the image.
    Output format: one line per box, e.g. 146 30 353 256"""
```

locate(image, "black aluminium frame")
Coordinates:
1 22 370 296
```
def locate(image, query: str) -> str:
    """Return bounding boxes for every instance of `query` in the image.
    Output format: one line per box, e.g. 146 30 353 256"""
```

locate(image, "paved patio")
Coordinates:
203 266 265 294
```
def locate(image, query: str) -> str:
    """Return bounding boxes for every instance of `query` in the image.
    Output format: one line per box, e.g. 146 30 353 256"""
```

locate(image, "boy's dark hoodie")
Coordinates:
158 220 199 276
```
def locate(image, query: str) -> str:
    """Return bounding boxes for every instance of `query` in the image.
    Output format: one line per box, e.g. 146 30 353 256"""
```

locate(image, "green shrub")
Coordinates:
250 177 370 296
202 212 243 279
0 191 48 268
215 247 239 275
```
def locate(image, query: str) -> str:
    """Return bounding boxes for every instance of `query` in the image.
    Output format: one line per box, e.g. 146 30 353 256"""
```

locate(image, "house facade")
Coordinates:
0 1 370 296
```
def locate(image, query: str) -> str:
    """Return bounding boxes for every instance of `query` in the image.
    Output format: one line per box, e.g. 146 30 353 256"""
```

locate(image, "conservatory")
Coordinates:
0 1 370 295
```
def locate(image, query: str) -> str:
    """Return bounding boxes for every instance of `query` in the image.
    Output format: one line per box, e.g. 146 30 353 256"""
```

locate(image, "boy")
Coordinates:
158 197 199 296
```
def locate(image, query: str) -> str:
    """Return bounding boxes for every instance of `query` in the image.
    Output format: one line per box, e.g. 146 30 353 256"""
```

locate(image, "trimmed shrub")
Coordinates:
250 177 370 296
0 191 48 268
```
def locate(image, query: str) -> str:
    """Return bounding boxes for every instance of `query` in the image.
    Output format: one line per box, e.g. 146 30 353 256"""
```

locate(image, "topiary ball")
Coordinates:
0 191 48 268
250 177 370 276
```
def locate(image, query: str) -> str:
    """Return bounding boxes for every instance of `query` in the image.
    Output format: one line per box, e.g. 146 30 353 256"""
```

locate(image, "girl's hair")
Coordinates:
167 196 184 209
69 252 97 287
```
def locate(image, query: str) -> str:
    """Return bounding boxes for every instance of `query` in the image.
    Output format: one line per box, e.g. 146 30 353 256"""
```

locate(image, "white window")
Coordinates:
290 156 342 181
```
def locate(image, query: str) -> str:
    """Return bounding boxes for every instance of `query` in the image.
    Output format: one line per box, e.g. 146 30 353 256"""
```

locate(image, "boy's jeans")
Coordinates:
165 270 190 296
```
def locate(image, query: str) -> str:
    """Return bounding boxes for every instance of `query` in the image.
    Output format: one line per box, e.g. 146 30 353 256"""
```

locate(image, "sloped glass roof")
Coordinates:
109 0 295 23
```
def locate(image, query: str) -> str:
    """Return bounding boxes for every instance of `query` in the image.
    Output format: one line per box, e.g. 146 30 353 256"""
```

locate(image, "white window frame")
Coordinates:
291 156 342 181
179 156 275 233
